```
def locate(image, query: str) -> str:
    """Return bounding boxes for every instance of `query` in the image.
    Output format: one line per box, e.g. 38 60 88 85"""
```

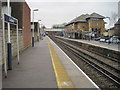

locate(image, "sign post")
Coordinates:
16 20 20 64
2 14 7 78
4 13 18 70
7 0 12 70
3 13 19 77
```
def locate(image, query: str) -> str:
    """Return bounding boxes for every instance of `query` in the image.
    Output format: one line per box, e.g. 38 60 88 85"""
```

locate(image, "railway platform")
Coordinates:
2 36 99 89
78 40 119 52
66 37 119 52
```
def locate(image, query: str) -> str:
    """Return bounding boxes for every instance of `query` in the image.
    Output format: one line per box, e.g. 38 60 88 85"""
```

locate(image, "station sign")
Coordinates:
4 14 17 25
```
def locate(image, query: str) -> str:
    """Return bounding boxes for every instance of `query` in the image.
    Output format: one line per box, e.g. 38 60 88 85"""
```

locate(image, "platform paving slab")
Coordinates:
2 38 57 88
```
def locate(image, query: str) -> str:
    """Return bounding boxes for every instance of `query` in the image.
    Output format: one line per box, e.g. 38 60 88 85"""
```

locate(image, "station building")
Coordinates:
0 0 31 61
65 12 105 39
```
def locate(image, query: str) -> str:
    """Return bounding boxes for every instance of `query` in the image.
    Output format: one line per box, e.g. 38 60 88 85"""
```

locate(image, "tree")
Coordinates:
110 12 118 27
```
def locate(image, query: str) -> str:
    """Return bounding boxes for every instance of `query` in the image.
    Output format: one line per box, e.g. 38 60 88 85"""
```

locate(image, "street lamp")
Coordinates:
32 9 39 47
37 20 41 42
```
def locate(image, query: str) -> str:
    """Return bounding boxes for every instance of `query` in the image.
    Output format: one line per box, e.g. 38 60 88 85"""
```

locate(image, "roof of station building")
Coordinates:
66 12 105 26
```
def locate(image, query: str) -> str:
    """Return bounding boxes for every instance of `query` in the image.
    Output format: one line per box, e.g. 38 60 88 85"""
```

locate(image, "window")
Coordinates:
90 18 100 20
92 22 98 26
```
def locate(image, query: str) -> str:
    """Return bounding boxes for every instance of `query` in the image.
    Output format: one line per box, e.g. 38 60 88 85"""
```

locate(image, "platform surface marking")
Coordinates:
47 38 75 88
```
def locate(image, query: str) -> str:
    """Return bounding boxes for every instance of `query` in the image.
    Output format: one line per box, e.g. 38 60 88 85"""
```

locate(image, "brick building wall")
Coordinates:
76 22 88 32
65 13 105 38
11 2 31 48
88 20 104 30
11 2 23 28
66 24 73 32
22 2 31 48
88 19 105 36
74 23 77 30
65 19 105 38
115 24 120 36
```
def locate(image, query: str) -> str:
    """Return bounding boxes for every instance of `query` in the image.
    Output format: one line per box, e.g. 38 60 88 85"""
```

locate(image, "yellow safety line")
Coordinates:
46 37 75 89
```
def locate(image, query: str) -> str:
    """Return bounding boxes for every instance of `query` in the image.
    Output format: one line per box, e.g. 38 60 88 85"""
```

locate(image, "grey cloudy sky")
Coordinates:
26 0 119 28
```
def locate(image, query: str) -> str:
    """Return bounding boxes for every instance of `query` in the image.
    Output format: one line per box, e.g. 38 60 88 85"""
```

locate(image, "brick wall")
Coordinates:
11 2 23 29
88 19 105 36
115 24 120 36
11 2 31 49
22 2 31 48
77 22 88 31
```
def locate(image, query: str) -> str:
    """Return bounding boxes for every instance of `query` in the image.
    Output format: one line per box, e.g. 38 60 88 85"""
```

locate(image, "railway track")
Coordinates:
49 36 120 89
58 37 120 63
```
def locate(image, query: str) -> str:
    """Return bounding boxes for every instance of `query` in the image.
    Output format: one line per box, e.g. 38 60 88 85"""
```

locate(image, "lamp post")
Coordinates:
37 20 41 42
32 9 38 47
